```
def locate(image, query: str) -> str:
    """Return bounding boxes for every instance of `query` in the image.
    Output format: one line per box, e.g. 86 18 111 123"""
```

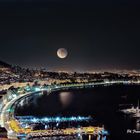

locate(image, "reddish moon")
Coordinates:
57 48 68 59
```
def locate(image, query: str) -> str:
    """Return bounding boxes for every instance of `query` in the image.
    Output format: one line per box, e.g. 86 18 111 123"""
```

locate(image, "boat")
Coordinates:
120 100 140 116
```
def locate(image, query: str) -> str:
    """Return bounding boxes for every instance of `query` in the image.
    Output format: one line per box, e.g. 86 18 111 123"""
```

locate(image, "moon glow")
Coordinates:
59 92 73 108
57 48 68 59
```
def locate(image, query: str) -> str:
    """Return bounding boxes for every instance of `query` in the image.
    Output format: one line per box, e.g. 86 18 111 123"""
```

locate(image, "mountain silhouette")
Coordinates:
0 60 11 68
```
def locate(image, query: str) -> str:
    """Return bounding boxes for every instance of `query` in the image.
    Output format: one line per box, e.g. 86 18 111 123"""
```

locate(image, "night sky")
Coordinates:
0 0 140 71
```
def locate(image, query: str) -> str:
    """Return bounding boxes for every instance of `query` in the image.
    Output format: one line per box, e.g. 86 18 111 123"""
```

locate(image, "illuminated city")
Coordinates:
1 63 140 139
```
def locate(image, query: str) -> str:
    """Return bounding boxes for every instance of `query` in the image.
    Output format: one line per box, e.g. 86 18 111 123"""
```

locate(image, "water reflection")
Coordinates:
136 119 140 130
27 135 105 140
59 92 73 108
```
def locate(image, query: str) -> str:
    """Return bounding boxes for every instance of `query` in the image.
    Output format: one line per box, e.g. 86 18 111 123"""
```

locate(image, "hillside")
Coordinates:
0 60 11 68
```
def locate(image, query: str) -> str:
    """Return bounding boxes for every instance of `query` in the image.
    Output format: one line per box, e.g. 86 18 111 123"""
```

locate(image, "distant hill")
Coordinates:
0 60 11 68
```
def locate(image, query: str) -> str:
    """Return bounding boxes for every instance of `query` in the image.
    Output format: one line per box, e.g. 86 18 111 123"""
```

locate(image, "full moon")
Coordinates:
57 48 68 59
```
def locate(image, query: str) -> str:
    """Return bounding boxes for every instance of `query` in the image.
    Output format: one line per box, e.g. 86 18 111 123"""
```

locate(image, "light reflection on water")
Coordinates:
26 134 106 140
136 120 140 131
59 91 74 108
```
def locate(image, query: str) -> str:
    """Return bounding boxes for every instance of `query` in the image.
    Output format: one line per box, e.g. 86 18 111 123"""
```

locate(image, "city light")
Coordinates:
1 70 139 139
16 116 92 123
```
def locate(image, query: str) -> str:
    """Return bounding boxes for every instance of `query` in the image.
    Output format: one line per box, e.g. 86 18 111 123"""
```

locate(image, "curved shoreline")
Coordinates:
1 80 140 139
